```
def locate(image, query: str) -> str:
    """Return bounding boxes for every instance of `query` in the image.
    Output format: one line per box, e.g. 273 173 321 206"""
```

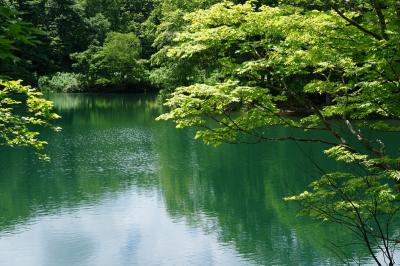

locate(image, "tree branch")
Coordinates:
371 0 388 40
331 4 383 41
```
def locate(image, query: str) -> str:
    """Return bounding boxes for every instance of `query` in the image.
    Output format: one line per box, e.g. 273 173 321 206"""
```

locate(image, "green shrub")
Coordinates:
38 72 85 93
71 32 149 91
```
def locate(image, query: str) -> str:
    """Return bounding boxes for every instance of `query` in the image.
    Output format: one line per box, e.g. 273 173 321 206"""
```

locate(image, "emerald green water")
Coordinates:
0 94 375 265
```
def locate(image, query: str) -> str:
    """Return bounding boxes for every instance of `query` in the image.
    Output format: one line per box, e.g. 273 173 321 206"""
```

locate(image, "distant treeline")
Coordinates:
0 0 271 92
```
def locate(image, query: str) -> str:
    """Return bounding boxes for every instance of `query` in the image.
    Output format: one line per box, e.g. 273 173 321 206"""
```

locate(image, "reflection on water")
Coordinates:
0 93 375 265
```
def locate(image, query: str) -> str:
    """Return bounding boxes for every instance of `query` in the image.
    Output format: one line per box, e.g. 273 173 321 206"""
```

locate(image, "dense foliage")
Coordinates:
157 1 400 264
1 0 155 91
72 32 148 91
0 3 59 157
0 3 40 81
0 80 60 159
38 72 85 93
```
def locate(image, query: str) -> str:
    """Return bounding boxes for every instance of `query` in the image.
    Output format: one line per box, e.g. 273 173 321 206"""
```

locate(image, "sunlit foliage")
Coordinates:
0 80 60 159
158 1 400 263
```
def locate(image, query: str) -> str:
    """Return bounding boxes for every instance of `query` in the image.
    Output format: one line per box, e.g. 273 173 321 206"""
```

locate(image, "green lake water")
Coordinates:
0 94 380 265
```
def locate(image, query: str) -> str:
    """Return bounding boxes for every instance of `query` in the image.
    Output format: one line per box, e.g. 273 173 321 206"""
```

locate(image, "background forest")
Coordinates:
1 0 268 92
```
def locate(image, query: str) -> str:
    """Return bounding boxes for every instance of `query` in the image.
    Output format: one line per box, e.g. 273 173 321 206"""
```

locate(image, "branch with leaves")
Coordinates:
157 1 400 264
0 80 61 160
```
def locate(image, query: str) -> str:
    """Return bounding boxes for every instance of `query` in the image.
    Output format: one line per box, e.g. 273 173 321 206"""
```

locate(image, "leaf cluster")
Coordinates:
0 80 60 159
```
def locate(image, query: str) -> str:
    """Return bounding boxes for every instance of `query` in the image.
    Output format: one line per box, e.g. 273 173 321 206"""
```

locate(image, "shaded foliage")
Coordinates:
72 32 148 91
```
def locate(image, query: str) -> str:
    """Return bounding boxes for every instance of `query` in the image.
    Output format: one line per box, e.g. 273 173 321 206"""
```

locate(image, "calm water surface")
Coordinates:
0 94 377 265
